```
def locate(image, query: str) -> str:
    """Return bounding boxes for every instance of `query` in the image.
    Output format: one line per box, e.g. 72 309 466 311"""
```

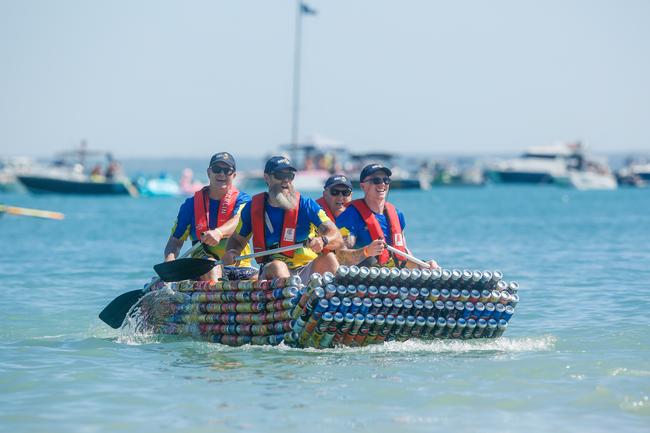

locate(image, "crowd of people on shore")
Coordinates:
163 151 439 284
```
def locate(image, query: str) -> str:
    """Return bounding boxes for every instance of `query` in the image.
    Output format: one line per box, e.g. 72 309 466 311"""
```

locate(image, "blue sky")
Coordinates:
1 0 648 157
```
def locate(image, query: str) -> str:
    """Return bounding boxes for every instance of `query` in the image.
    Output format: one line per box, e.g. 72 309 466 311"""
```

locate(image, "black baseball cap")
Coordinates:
209 152 236 170
359 163 392 182
264 156 296 173
324 174 352 190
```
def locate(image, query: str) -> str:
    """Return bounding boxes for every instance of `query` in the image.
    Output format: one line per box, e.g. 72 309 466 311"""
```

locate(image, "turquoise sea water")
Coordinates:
1 185 649 432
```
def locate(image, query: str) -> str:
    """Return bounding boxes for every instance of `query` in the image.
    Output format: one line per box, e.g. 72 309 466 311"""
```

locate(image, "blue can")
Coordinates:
413 316 427 338
388 286 400 299
419 287 430 299
367 285 379 298
462 302 475 319
379 285 390 297
360 298 373 315
349 297 363 315
451 317 466 339
381 297 392 316
444 317 456 338
485 318 498 338
502 305 515 322
339 297 352 315
483 302 495 320
424 316 437 338
493 303 505 321
391 298 403 316
473 302 485 320
328 296 341 313
433 316 448 338
347 285 357 298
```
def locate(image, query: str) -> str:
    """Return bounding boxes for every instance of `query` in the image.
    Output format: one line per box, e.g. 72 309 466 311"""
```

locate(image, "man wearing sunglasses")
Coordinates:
223 156 343 282
336 163 438 269
163 152 255 281
317 174 353 221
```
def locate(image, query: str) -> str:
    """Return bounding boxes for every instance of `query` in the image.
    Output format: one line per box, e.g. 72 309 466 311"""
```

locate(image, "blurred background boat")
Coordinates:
0 156 33 192
16 141 138 196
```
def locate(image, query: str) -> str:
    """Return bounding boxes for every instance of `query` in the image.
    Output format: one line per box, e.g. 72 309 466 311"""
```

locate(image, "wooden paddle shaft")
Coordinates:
0 205 64 220
384 244 430 268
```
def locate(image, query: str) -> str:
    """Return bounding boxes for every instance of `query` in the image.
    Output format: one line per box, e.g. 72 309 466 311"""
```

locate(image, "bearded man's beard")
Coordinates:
270 183 298 210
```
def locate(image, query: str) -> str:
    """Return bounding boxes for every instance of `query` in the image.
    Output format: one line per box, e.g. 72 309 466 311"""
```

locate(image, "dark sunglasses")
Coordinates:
329 188 352 197
211 166 234 175
272 172 295 181
362 177 391 185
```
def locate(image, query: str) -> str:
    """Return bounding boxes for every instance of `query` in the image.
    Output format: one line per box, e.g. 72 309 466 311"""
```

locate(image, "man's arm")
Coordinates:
336 237 386 265
307 220 343 253
222 232 250 265
163 236 185 261
200 213 242 246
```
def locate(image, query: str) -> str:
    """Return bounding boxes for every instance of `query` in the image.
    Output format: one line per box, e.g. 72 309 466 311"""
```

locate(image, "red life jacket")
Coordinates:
316 197 335 221
193 186 240 240
350 198 407 265
251 192 300 264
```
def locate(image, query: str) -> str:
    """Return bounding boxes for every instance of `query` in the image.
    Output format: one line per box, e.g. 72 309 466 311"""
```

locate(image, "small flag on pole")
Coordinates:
301 2 317 15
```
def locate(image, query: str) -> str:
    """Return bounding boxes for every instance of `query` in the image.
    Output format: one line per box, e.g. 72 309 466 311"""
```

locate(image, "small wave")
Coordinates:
611 368 650 378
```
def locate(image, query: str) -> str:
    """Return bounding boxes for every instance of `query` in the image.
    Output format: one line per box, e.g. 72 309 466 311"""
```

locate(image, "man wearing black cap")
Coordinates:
223 156 343 281
163 152 255 281
317 174 353 221
336 163 438 269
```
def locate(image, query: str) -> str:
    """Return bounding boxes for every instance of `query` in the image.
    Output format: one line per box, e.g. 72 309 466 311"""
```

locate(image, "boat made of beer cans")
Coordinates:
137 266 519 348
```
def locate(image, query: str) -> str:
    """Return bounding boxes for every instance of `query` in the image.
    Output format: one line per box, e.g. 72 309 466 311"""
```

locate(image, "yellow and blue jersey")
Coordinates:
236 196 330 269
171 192 253 266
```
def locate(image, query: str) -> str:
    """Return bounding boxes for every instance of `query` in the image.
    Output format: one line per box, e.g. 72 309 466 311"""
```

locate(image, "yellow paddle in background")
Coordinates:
0 204 64 220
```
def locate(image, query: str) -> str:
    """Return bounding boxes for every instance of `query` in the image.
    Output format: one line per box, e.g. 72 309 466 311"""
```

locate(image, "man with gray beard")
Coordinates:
223 156 343 281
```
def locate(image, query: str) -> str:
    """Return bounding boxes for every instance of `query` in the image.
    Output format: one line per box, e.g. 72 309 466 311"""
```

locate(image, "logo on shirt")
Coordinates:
283 227 296 242
393 233 404 246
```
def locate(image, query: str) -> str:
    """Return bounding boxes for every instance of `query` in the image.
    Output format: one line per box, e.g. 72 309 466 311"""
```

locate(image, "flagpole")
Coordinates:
291 0 303 157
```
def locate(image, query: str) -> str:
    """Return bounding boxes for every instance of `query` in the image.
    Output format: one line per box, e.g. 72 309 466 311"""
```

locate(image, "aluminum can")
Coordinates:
509 293 519 308
462 318 477 339
322 272 335 285
397 315 416 341
484 318 498 338
423 316 437 338
494 319 508 338
491 270 503 286
428 268 442 288
440 289 451 302
423 300 434 317
328 296 341 313
461 270 473 287
377 315 395 342
502 305 515 322
429 288 441 303
388 286 400 299
370 297 383 315
380 297 392 316
368 267 381 281
473 302 485 320
349 297 363 315
471 271 482 287
489 290 501 303
419 288 430 299
367 285 379 298
361 298 373 315
440 269 452 288
354 313 374 346
336 285 347 298
444 300 455 318
399 268 411 282
379 285 389 298
443 317 456 338
325 284 337 299
473 318 487 338
348 265 360 282
310 312 332 347
358 266 370 281
479 289 491 303
434 300 445 318
459 289 470 303
333 312 355 344
433 316 448 338
308 272 323 289
379 267 391 283
366 314 385 345
408 287 420 301
402 299 414 316
356 285 368 298
413 299 424 317
462 302 475 320
507 281 519 294
409 268 422 284
469 289 480 303
451 317 466 338
496 280 508 292
391 315 406 340
339 297 352 315
480 271 492 290
346 285 357 298
342 313 365 346
293 316 307 335
454 301 465 319
390 298 403 316
389 267 401 282
399 286 409 300
493 303 506 321
420 268 432 284
483 302 495 320
449 269 462 289
412 316 427 338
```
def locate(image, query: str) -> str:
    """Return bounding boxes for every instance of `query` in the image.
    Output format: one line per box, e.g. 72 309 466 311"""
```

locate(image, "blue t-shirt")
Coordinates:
335 204 406 249
236 195 330 268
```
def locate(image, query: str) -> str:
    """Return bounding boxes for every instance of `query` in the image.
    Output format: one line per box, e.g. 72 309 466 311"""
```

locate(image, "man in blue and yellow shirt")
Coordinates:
163 152 254 281
336 163 438 269
223 156 343 281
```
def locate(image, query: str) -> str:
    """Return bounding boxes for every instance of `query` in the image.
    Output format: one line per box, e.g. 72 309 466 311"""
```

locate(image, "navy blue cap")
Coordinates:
324 174 352 190
209 152 236 170
264 156 296 173
359 164 392 182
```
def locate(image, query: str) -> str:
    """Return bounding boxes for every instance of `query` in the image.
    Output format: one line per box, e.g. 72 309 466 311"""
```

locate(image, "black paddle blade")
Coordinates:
98 289 144 329
153 258 217 282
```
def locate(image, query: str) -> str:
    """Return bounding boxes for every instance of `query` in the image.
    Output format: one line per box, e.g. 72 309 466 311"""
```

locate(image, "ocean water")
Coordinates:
1 185 649 432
